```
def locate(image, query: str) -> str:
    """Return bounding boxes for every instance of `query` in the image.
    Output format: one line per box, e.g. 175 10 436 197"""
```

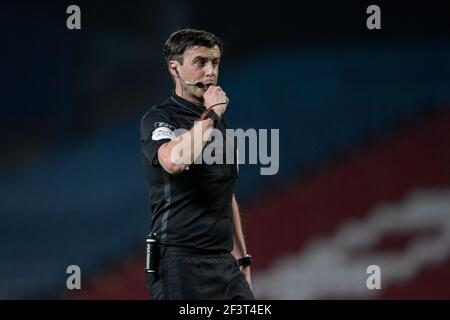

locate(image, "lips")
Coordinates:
203 79 216 86
198 82 215 90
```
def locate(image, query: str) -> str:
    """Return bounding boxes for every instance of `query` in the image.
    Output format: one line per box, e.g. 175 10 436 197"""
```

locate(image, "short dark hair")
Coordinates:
163 29 223 64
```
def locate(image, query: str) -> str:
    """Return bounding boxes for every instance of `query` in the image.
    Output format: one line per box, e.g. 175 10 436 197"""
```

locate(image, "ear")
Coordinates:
168 61 179 78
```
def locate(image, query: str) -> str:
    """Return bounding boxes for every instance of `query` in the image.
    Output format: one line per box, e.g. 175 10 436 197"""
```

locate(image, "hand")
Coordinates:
240 265 252 290
203 85 229 117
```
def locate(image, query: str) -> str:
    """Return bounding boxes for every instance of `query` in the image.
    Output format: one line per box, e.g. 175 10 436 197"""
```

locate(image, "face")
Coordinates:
171 45 221 102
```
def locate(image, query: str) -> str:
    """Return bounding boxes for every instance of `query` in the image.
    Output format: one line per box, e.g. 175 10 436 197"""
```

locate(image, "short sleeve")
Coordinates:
140 108 178 166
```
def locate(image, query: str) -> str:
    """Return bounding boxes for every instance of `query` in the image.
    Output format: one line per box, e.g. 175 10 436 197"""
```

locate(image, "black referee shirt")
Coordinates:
140 92 238 252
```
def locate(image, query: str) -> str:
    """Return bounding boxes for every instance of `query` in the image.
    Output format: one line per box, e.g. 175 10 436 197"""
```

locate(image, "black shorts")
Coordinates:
146 248 255 300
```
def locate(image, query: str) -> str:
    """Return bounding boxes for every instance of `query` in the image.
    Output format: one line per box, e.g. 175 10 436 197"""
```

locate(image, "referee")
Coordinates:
140 29 254 300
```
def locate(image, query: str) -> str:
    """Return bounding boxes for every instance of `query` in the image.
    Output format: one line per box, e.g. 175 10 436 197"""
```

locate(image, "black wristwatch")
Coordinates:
200 108 220 126
237 254 252 267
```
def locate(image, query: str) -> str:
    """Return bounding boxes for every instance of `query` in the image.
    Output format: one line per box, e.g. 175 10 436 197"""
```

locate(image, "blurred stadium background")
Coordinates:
1 1 450 299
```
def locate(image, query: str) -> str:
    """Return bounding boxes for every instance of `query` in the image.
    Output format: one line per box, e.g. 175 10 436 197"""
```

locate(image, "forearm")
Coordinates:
231 194 248 259
158 118 215 174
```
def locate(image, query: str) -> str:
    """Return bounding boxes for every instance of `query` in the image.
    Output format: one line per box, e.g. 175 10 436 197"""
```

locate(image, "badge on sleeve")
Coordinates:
152 122 176 141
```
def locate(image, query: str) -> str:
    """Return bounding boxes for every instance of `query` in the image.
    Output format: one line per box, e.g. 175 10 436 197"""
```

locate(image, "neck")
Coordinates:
175 84 203 106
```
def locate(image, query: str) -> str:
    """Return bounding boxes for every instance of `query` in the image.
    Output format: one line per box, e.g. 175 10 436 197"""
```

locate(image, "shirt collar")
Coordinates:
170 91 206 116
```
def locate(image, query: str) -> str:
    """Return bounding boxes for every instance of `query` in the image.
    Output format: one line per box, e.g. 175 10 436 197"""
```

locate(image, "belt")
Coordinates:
161 245 230 256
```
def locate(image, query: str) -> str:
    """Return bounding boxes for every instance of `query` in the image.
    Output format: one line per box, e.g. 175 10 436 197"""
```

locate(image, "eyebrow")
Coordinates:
192 55 221 61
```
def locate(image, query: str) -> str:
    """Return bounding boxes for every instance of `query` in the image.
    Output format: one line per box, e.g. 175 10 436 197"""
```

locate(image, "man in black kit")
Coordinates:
140 29 254 300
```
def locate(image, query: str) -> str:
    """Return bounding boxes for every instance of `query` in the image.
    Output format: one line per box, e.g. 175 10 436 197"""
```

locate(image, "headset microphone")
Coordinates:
175 68 209 89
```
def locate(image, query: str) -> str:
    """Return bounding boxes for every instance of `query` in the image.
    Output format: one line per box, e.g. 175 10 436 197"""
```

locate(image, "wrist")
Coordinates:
201 117 214 127
237 254 252 267
199 108 221 126
204 101 227 117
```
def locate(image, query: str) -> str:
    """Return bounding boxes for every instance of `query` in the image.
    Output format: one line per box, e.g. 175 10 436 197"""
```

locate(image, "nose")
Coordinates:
204 62 216 77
